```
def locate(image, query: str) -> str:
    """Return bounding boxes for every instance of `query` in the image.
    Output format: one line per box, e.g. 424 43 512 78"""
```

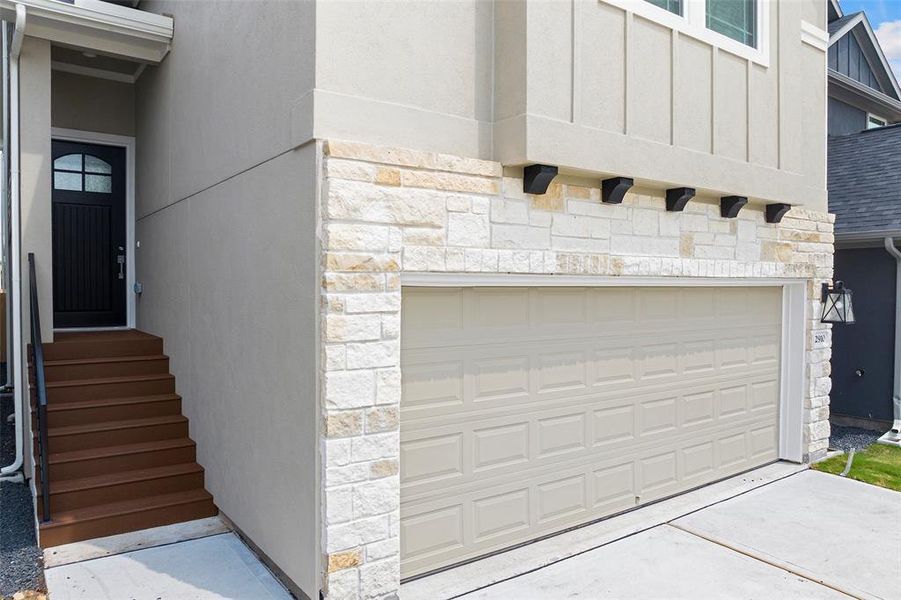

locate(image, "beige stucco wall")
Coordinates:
137 0 315 215
135 145 319 598
51 71 135 137
20 37 53 343
310 0 827 211
133 2 320 596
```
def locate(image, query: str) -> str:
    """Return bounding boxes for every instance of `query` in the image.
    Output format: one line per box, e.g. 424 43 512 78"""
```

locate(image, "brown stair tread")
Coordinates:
41 462 203 495
52 330 161 343
45 394 181 413
49 438 196 464
47 415 187 437
40 488 213 528
45 373 174 389
43 354 169 367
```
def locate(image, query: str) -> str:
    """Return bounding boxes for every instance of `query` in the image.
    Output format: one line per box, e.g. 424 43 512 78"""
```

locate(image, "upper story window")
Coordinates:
706 0 756 47
630 0 767 65
867 115 887 129
645 0 682 16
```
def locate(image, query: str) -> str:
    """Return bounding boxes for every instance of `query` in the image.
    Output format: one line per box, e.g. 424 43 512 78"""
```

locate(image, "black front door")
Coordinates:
51 140 127 328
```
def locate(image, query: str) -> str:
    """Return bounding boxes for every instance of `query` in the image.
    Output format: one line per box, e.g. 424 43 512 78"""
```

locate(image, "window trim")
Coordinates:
613 0 770 67
867 114 887 129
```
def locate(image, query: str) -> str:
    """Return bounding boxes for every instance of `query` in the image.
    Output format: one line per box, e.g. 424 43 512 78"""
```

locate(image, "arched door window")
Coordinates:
53 153 112 193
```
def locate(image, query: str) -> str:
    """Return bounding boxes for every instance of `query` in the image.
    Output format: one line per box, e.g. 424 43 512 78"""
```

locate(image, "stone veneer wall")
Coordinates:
317 139 834 600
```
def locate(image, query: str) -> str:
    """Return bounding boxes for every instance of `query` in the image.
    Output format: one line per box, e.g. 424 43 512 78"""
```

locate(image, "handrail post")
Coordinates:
28 253 51 523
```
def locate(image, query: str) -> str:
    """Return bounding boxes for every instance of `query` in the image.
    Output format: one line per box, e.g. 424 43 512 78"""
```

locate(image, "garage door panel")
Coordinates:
470 287 531 329
400 504 464 565
401 370 777 433
400 286 782 577
400 410 778 505
400 358 465 411
399 433 464 486
537 412 588 457
401 426 777 576
537 348 589 393
472 488 530 542
472 355 531 402
472 423 530 471
592 462 636 510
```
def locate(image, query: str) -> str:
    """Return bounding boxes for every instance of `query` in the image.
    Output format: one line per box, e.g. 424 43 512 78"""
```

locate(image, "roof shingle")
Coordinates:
828 124 901 236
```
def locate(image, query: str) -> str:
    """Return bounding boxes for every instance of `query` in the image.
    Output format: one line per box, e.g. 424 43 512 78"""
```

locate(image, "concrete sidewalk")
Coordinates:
45 532 291 600
405 466 901 600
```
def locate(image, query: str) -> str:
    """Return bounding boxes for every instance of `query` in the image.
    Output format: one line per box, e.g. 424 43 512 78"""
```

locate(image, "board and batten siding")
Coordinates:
310 0 827 211
496 0 827 211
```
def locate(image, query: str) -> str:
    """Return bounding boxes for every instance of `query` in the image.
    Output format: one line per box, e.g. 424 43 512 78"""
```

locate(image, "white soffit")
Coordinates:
0 0 173 63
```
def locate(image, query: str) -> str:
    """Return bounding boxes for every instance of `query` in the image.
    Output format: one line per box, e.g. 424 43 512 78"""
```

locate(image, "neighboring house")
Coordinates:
0 1 833 599
825 0 901 433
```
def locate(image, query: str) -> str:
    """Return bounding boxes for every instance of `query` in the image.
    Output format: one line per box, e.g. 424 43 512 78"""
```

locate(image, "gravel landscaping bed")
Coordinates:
1 392 46 600
828 424 881 452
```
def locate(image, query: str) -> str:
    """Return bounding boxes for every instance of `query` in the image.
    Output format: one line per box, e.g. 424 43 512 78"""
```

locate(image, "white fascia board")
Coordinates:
858 13 901 101
835 230 901 247
828 12 864 45
0 0 173 63
829 69 901 119
830 0 843 19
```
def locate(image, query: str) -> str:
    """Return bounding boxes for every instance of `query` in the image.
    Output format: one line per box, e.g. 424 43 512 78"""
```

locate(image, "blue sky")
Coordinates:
840 0 901 81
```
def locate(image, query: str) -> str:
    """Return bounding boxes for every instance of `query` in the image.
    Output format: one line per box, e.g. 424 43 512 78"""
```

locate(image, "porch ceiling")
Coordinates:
0 0 173 64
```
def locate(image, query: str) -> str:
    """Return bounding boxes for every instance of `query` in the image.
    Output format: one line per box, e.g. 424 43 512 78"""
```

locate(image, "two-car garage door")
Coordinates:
399 286 782 578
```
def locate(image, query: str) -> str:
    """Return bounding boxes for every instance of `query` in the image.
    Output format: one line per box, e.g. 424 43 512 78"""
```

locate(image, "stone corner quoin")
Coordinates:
316 138 834 600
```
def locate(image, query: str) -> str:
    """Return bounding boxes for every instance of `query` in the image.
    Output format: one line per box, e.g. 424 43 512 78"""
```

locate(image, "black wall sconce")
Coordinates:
821 281 855 324
765 203 792 224
720 196 747 218
666 187 695 212
523 164 558 195
602 177 633 204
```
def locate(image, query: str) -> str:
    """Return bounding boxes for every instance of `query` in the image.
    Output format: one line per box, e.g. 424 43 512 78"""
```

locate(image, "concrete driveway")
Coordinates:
404 466 901 600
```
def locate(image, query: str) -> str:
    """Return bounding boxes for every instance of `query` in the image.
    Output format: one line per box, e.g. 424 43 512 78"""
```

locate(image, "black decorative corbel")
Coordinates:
765 203 792 224
602 177 634 204
523 164 558 195
666 187 695 212
720 196 747 218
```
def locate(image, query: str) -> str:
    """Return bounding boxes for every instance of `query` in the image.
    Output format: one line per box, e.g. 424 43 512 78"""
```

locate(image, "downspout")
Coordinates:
0 4 25 478
1 13 9 394
881 236 901 445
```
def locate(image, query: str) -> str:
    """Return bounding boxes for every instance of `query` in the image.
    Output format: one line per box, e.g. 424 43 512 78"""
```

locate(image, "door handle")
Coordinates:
117 246 126 280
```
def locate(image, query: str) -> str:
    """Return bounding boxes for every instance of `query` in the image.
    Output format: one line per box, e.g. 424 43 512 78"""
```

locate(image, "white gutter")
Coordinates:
879 237 901 445
0 3 25 478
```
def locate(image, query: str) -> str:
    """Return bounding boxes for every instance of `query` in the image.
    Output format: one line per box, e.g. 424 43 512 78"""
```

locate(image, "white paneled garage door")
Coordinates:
399 286 782 577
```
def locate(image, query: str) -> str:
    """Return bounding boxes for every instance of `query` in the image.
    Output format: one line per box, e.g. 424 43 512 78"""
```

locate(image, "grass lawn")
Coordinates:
813 444 901 492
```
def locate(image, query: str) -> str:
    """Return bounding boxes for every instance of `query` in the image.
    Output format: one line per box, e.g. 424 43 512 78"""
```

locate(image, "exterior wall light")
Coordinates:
821 281 855 324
